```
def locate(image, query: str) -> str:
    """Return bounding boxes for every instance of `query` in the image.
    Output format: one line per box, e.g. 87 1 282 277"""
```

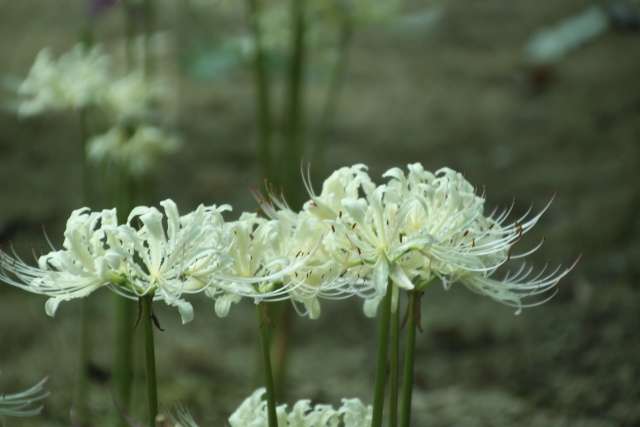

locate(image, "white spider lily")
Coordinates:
0 376 49 421
86 125 180 177
284 213 363 319
338 398 373 427
206 213 315 317
303 163 576 315
0 200 232 323
382 164 577 313
0 207 123 316
16 44 111 116
228 388 372 427
111 199 232 323
253 180 368 319
303 163 376 221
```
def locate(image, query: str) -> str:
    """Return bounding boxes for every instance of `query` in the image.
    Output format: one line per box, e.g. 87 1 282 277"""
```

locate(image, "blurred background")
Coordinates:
0 0 639 425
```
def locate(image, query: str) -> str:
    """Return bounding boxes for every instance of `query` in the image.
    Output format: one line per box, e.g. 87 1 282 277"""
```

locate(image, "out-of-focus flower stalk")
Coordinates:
311 12 353 175
245 0 274 182
282 0 307 210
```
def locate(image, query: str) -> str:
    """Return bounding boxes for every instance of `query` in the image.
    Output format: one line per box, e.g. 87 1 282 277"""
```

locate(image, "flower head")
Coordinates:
228 388 371 427
206 213 312 317
17 44 111 116
0 200 232 323
86 125 180 177
109 199 232 323
0 207 121 316
286 163 577 316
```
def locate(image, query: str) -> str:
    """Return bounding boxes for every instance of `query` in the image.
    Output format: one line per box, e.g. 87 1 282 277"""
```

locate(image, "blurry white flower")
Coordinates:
229 388 288 427
17 44 111 116
104 71 175 124
86 125 180 177
0 376 49 421
228 388 372 427
339 397 373 427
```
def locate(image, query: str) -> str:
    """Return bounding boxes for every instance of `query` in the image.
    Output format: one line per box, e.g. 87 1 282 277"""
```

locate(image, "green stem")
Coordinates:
283 0 306 209
372 280 393 427
244 0 273 181
113 297 135 425
270 302 292 402
78 108 92 205
399 292 418 427
113 174 135 426
257 303 278 427
388 288 400 427
73 296 90 422
141 296 158 427
121 0 135 70
311 14 353 172
73 108 91 421
143 0 155 76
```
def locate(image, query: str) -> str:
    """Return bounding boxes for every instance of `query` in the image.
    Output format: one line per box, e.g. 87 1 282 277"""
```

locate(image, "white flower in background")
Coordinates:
339 398 373 427
228 388 287 427
0 376 49 422
0 207 123 316
112 199 232 323
228 388 372 427
86 125 180 176
104 70 175 124
17 44 111 116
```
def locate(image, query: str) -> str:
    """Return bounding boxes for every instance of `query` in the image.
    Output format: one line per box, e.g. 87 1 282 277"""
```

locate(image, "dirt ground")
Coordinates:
1 0 639 426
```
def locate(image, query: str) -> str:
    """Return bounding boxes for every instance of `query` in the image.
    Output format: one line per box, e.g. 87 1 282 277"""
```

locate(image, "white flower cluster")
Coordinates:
0 164 575 322
228 388 372 427
17 45 111 116
86 125 180 177
16 43 179 176
0 200 231 324
257 163 576 316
